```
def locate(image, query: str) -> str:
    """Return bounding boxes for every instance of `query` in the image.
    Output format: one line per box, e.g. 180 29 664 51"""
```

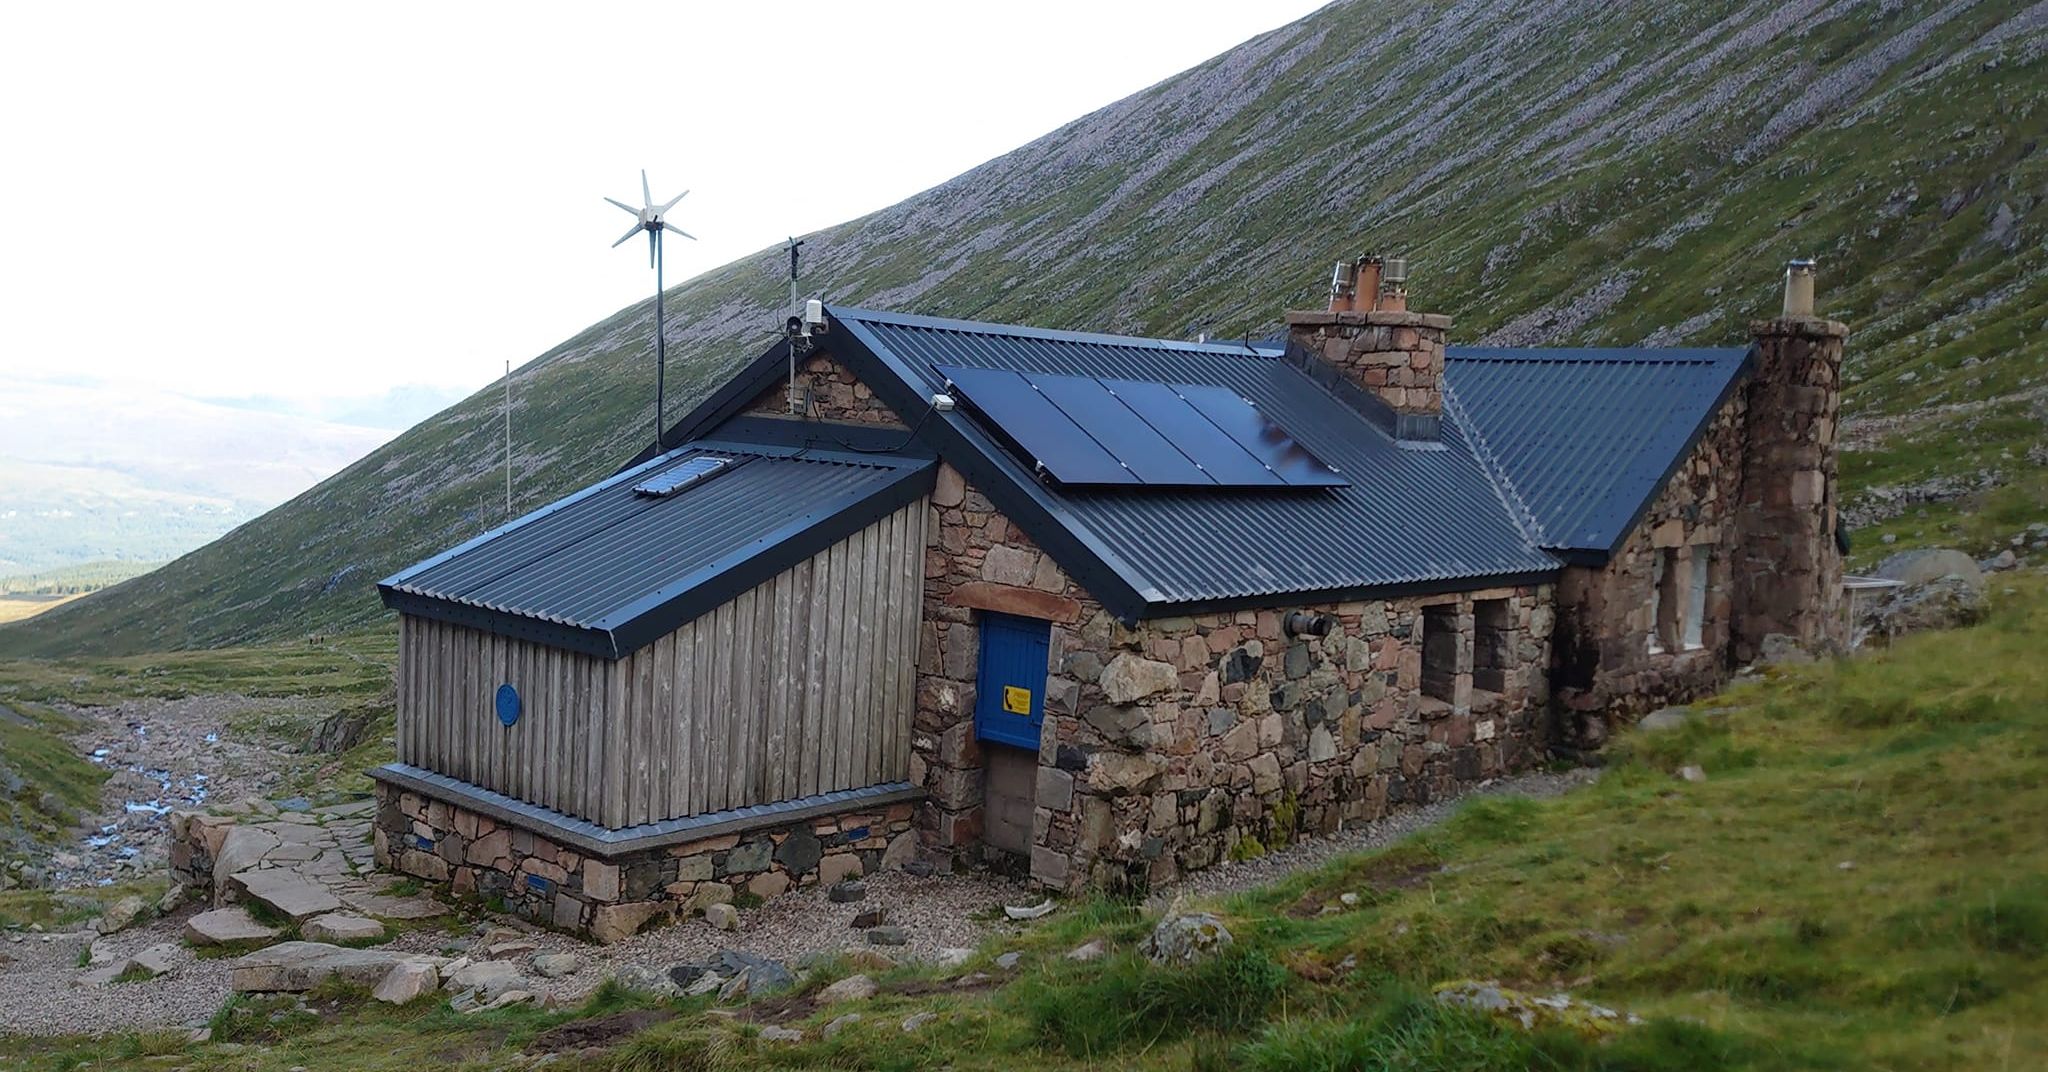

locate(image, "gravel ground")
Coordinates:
0 909 237 1037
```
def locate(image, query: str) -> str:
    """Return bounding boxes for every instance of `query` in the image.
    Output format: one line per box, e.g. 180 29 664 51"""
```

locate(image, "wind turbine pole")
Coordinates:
654 226 665 451
604 170 694 453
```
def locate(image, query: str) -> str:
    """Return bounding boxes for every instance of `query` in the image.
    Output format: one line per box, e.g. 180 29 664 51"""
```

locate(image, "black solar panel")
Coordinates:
631 455 735 497
937 365 1347 489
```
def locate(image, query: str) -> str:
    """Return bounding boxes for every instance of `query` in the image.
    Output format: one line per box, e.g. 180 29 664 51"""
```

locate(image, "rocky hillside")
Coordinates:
7 0 2044 657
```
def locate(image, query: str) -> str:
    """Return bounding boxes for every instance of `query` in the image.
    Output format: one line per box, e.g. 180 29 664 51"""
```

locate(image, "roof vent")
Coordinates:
632 455 735 497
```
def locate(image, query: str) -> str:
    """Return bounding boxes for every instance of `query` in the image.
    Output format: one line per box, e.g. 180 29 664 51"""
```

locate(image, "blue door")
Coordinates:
974 612 1051 750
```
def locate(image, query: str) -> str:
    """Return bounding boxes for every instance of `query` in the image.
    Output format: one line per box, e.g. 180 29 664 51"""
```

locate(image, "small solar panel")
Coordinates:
631 455 735 497
935 365 1347 490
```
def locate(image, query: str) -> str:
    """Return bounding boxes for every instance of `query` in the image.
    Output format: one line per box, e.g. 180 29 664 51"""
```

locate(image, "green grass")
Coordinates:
17 572 2046 1070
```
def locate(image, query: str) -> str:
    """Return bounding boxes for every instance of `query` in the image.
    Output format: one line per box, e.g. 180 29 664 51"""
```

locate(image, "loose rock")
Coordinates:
372 961 439 1005
95 895 148 935
901 1011 937 1033
531 952 583 978
1141 913 1233 967
818 973 878 1004
300 912 384 943
866 925 909 946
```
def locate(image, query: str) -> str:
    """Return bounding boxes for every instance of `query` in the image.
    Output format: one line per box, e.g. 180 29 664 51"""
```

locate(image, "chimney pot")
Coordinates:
1356 256 1384 313
1328 261 1358 312
1783 258 1817 318
1382 256 1409 286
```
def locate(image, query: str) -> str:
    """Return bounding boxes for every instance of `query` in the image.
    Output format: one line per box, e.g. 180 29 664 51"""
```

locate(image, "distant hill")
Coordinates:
5 0 2043 657
0 375 395 577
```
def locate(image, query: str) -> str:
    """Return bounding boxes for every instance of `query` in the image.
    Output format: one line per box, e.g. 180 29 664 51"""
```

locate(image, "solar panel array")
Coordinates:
631 455 735 497
936 365 1347 489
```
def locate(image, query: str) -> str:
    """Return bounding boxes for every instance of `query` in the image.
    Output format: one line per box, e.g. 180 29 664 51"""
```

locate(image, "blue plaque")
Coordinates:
495 683 521 727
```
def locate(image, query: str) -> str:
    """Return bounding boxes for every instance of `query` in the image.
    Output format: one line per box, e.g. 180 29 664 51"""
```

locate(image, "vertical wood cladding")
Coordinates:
397 498 927 829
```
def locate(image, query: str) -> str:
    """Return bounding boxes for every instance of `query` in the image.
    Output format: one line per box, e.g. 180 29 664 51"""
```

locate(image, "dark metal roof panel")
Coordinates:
834 307 1559 604
381 443 929 649
1443 346 1752 554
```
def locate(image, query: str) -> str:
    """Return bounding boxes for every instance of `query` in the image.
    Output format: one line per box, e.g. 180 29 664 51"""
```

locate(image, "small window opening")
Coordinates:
1649 548 1681 653
1421 603 1459 703
1473 599 1511 694
1683 548 1710 650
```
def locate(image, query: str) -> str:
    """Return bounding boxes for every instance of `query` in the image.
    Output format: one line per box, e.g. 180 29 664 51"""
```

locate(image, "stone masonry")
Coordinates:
371 784 914 942
1283 308 1451 417
1731 316 1849 662
1552 393 1748 740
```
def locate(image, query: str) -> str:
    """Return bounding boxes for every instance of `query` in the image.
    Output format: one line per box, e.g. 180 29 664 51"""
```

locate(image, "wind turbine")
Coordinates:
607 170 695 451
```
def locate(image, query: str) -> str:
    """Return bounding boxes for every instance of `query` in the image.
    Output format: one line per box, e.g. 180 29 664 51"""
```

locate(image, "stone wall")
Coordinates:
745 351 906 427
371 783 913 942
1017 586 1553 891
1731 317 1849 662
1552 394 1747 742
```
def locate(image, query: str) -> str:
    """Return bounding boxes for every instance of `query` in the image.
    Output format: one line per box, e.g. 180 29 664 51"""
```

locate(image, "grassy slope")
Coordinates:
17 573 2046 1069
4 0 2042 658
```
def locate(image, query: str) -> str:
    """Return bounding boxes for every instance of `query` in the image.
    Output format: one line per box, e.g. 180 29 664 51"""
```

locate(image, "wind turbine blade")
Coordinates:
641 169 652 207
611 223 642 248
604 196 640 216
662 222 696 240
660 189 689 213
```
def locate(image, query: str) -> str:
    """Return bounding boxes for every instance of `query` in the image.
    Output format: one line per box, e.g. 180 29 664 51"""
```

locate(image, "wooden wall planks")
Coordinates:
395 497 928 830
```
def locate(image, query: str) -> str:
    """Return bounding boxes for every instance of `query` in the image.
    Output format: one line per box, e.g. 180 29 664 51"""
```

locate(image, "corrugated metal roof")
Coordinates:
833 308 1560 606
379 442 932 657
1443 346 1752 554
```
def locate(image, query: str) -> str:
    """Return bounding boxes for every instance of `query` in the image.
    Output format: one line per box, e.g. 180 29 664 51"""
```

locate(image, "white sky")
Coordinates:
0 2 1324 412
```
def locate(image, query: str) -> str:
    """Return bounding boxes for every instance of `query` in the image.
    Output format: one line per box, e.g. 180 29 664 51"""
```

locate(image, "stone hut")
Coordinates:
371 257 1848 934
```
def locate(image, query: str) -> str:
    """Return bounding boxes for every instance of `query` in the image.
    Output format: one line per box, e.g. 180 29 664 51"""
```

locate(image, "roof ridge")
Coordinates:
1441 378 1548 549
829 303 1282 358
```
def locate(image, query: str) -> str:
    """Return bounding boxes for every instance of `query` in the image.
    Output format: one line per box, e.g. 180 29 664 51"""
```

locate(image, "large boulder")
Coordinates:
1141 912 1233 967
95 895 148 935
1873 548 1984 589
1858 575 1986 644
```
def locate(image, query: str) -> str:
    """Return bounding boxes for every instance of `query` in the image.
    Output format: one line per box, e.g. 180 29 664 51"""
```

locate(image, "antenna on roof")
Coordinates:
605 170 696 452
782 235 810 415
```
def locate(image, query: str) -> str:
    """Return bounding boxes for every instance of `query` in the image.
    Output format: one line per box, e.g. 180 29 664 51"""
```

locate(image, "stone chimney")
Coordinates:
1731 259 1849 661
1285 255 1449 440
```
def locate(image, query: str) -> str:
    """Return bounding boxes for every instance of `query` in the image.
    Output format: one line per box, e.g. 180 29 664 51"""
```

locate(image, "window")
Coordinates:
1473 599 1511 694
1421 603 1459 703
1683 548 1710 650
1649 549 1681 653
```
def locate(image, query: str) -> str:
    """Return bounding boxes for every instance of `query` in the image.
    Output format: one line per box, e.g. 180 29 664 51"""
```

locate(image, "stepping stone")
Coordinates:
339 891 447 919
232 870 343 921
125 942 181 979
186 907 283 947
301 850 352 877
301 913 385 942
319 799 375 818
230 941 443 992
265 843 325 862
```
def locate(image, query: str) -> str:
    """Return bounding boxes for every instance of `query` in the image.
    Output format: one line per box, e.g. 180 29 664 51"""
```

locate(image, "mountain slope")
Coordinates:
6 0 2045 657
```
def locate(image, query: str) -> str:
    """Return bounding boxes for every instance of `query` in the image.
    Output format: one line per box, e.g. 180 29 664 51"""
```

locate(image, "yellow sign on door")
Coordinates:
1003 686 1032 715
